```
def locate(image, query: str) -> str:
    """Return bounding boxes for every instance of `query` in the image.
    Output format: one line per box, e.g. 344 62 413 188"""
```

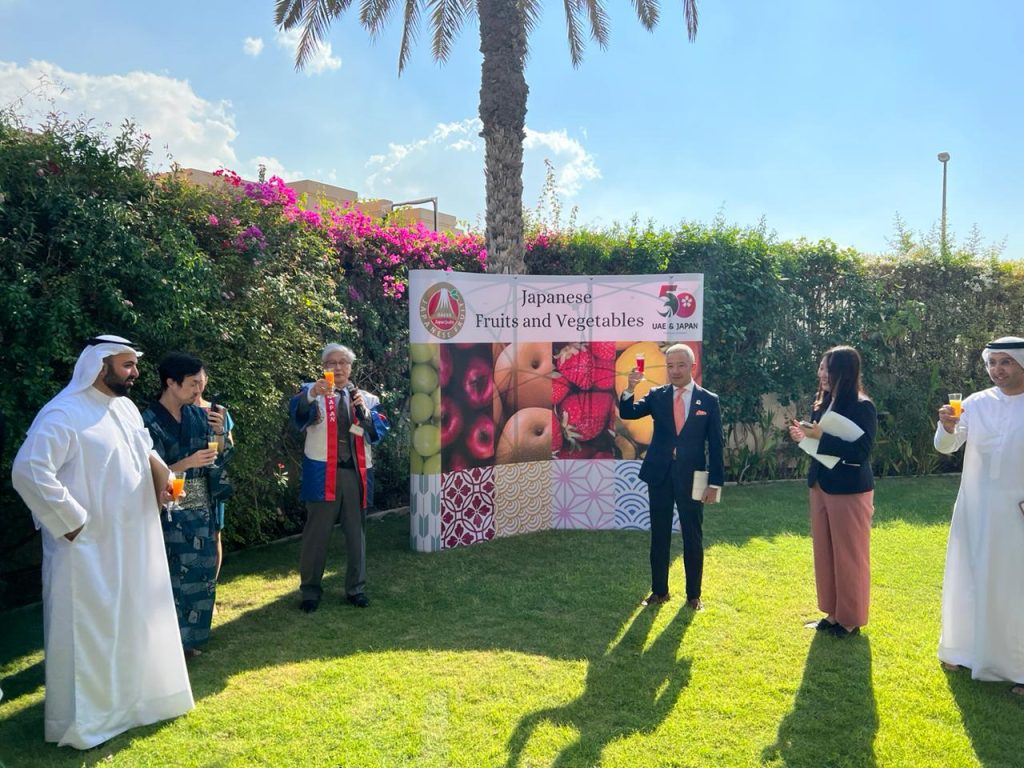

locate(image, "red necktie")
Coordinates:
674 388 685 434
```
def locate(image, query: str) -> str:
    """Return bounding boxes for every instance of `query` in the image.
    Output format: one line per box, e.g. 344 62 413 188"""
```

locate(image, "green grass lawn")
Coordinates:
2 476 1022 767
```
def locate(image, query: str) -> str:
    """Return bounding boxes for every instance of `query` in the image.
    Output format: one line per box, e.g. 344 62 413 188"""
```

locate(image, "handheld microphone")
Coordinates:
347 382 369 421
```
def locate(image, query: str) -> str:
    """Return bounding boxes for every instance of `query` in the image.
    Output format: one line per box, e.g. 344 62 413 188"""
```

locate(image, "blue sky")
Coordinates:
1 1 1021 257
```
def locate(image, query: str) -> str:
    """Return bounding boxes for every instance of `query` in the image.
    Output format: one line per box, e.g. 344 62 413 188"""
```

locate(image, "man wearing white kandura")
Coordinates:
934 335 1024 698
11 335 194 749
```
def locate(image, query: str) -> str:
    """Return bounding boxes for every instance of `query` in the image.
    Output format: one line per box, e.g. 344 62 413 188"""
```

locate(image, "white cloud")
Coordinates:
363 117 600 219
274 29 341 75
0 59 238 171
524 128 601 196
243 37 264 57
247 155 303 181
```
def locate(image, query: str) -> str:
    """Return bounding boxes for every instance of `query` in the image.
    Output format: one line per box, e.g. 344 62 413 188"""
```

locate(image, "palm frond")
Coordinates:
429 0 470 62
520 0 541 37
397 0 422 73
683 0 698 42
274 0 308 29
582 0 610 51
360 0 398 38
631 0 660 31
563 0 585 68
295 0 353 70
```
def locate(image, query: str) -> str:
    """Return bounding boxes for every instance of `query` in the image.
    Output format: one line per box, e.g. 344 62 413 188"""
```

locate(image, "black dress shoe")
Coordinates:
686 598 704 612
300 599 319 613
813 618 836 631
830 624 860 638
641 592 669 606
347 593 370 608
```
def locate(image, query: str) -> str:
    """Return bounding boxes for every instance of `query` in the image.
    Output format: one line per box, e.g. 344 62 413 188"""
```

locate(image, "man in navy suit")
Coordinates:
619 344 724 610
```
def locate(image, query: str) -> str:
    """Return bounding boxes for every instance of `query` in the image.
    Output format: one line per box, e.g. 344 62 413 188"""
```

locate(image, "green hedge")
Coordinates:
2 115 1022 608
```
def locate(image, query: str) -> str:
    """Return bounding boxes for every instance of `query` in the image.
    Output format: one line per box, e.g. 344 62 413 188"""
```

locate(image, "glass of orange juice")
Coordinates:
948 392 963 418
166 471 185 519
323 370 335 390
207 439 219 463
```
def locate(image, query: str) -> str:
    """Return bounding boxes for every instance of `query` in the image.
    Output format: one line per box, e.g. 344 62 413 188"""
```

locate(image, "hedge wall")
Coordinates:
2 115 1022 608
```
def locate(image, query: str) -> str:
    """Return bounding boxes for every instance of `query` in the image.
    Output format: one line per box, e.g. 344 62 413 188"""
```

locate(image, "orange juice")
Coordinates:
949 399 962 417
324 370 335 389
171 476 185 499
208 441 219 453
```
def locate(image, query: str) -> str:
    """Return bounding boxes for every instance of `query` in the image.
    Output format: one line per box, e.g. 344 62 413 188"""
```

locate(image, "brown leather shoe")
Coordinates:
686 598 704 611
641 592 670 606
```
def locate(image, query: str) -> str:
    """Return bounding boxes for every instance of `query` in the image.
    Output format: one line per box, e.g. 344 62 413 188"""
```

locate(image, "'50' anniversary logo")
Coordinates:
658 284 697 318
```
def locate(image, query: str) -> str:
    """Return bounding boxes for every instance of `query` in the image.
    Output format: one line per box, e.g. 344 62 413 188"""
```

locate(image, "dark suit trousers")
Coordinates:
299 467 366 601
648 470 704 599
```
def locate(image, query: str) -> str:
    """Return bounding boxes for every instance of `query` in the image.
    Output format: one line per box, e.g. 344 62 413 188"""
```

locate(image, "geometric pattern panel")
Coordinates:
441 466 496 549
493 461 552 539
409 473 442 552
613 460 680 531
551 460 616 530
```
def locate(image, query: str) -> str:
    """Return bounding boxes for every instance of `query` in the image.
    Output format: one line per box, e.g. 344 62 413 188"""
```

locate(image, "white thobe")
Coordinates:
12 387 194 749
934 387 1024 683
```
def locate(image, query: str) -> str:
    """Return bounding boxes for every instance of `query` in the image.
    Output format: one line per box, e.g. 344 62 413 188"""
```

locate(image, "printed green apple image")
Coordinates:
410 392 434 424
411 363 439 394
413 423 441 457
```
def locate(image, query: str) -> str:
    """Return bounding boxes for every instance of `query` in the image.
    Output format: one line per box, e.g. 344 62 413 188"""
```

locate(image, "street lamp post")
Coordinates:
937 152 950 257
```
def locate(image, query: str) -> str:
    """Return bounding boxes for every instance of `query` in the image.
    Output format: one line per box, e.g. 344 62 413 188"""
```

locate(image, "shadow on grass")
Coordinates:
945 669 1024 767
0 477 960 765
761 632 878 768
503 604 693 768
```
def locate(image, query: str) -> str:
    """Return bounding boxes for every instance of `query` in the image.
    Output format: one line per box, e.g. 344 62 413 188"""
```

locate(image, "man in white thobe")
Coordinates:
12 335 194 749
934 336 1024 696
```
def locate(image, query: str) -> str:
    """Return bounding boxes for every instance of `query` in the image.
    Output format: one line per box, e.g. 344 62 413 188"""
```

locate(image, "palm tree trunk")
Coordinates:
477 0 527 275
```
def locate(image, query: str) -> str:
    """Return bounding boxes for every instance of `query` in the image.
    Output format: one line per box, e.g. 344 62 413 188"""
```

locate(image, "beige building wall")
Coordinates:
177 168 460 233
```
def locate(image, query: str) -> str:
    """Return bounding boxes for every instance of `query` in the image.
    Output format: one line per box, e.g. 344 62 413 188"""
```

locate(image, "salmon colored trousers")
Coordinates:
808 484 874 628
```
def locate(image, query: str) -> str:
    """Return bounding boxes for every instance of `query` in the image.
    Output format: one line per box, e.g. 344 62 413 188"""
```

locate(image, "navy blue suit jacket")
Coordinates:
619 383 725 491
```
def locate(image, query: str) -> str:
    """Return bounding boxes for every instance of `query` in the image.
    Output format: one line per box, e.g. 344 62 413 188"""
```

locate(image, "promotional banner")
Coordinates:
408 272 705 552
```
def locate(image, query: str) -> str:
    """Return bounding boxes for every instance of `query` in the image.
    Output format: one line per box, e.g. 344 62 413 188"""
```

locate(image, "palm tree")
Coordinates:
274 0 699 274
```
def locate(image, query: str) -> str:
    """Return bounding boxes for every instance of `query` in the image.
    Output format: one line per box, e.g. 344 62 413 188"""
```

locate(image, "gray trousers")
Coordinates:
299 468 366 601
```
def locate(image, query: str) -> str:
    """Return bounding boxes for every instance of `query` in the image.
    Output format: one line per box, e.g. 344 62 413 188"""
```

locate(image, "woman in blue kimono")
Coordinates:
144 352 227 657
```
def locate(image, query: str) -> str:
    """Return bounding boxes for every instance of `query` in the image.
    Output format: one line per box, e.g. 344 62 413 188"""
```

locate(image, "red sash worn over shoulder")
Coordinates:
324 391 337 502
352 399 368 509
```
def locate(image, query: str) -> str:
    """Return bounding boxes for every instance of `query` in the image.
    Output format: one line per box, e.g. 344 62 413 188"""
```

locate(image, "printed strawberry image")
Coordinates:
551 370 570 405
559 390 615 445
592 356 616 390
555 344 592 389
590 342 617 361
551 410 563 454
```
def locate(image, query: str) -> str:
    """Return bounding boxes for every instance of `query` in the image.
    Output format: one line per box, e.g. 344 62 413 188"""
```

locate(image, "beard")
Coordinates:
102 367 136 396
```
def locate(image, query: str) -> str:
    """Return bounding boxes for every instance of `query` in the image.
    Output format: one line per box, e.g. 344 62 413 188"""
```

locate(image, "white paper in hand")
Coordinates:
691 470 721 502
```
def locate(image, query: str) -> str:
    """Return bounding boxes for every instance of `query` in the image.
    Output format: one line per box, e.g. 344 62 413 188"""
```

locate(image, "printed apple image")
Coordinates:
410 343 435 365
410 392 434 424
411 363 439 395
439 396 464 446
494 342 553 411
462 355 495 410
447 451 470 472
465 413 496 461
422 453 441 475
413 423 441 458
496 406 553 464
438 345 453 387
410 450 424 474
432 386 441 419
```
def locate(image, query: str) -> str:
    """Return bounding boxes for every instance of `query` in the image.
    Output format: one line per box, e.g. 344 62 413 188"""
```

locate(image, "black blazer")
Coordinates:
619 383 725 489
806 397 877 494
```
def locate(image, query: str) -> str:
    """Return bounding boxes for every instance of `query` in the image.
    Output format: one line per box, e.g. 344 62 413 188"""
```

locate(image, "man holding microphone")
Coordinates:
290 344 389 613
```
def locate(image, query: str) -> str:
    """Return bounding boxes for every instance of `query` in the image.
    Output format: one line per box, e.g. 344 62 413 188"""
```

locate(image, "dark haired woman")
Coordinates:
788 346 877 638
